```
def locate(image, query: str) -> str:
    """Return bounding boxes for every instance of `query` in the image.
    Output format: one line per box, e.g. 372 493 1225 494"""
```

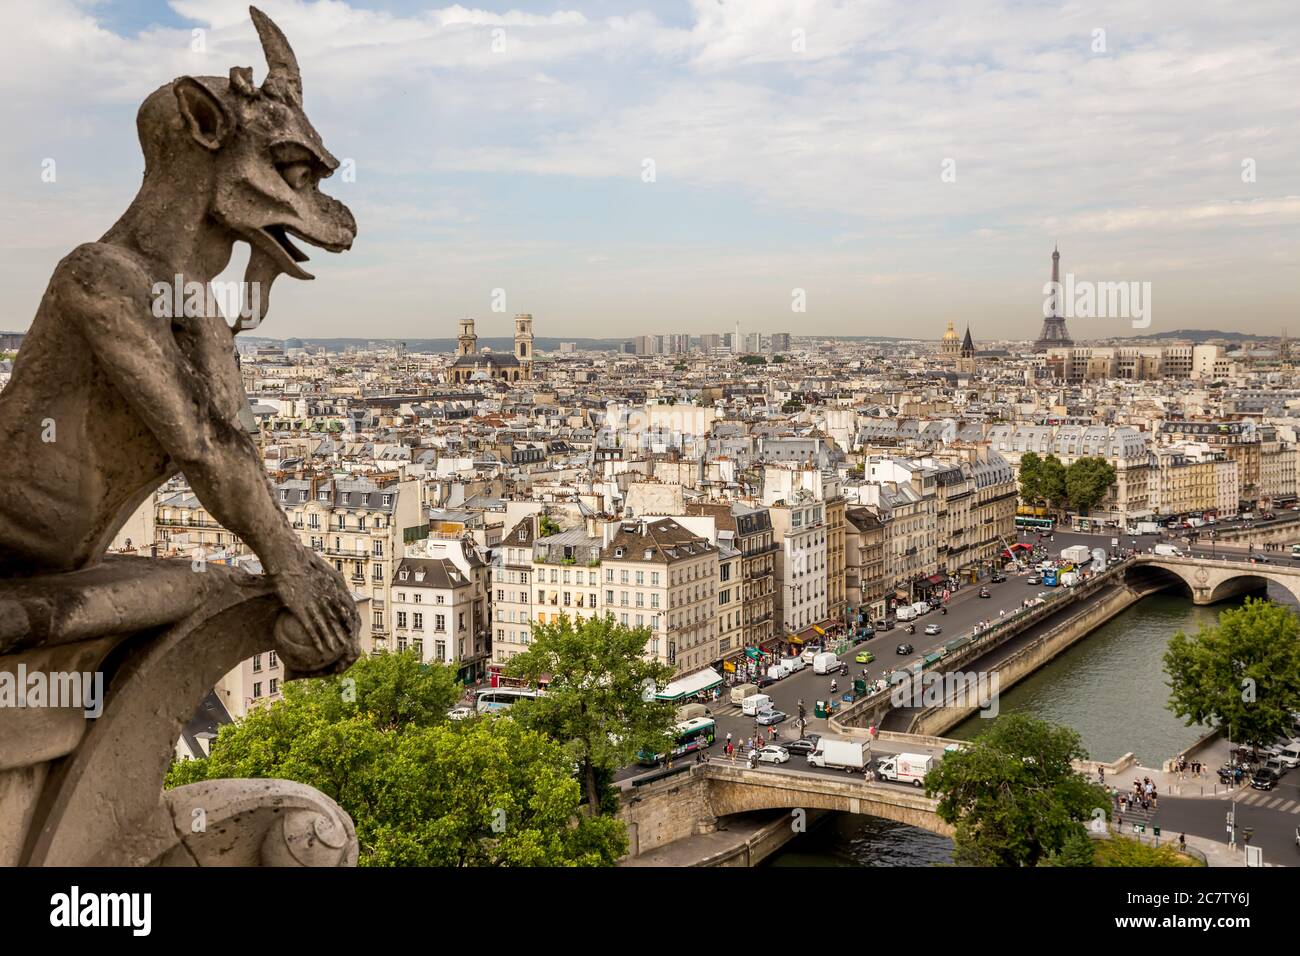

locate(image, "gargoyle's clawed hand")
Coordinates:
271 550 361 676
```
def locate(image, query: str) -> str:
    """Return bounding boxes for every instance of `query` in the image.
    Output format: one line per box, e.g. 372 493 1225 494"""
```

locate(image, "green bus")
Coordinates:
637 717 716 766
1015 515 1055 532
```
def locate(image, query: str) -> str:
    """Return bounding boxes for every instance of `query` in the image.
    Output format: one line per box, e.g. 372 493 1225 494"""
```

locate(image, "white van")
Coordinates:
812 651 839 674
781 655 806 673
741 693 773 717
1271 741 1300 769
911 601 930 616
1153 543 1183 557
895 606 918 622
766 663 790 681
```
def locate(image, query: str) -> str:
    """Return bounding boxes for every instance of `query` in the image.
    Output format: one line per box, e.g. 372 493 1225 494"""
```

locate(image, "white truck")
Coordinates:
1059 571 1080 588
781 655 806 673
730 683 758 705
812 651 840 674
1135 520 1161 535
1153 543 1183 557
895 606 918 622
741 693 773 717
806 737 871 773
766 663 790 681
874 752 934 787
1060 545 1091 565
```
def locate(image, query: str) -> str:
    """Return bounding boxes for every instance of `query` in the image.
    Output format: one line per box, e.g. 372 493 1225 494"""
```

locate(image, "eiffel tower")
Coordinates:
1034 245 1073 351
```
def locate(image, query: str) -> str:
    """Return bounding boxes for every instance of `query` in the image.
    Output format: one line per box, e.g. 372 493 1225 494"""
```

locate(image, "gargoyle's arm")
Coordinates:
60 245 306 577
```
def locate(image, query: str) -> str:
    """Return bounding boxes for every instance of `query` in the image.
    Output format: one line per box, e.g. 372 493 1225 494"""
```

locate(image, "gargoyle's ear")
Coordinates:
173 77 231 151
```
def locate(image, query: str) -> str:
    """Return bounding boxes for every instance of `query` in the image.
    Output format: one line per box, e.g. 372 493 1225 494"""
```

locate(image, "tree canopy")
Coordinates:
1164 597 1300 751
166 650 626 865
1065 457 1117 514
926 713 1108 866
506 614 678 812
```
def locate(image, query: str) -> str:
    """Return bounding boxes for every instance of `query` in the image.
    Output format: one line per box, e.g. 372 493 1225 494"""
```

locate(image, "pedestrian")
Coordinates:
725 731 732 748
1099 766 1105 784
1178 833 1186 853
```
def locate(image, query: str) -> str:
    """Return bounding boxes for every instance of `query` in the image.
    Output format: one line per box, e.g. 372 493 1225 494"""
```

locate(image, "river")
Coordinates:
766 584 1293 866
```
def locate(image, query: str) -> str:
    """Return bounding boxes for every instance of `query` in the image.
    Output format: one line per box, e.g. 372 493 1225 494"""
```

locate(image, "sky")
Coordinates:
1 0 1297 342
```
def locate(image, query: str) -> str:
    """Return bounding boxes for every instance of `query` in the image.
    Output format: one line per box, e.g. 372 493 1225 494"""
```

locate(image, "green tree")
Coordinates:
1164 597 1300 754
1040 454 1068 511
1018 451 1043 506
538 514 562 537
739 355 767 366
1037 828 1096 867
506 614 677 812
165 652 624 865
926 714 1108 867
1065 457 1117 514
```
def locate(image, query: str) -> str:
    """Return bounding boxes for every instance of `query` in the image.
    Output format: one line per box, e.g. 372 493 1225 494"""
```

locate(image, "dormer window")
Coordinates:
615 548 625 558
414 570 426 582
318 491 329 501
644 549 653 559
399 569 409 581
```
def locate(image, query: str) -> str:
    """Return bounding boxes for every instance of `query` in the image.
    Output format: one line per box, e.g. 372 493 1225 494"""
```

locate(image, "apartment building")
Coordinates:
1151 445 1239 517
600 518 718 675
684 502 777 654
845 506 886 620
391 536 490 684
531 523 605 628
275 474 423 640
769 493 828 639
715 538 743 661
489 515 536 673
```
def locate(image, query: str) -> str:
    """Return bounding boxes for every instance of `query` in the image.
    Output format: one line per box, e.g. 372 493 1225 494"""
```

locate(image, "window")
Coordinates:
373 611 384 628
651 572 660 586
252 654 263 673
412 640 423 660
397 611 407 629
268 650 278 668
436 595 445 604
252 682 263 698
435 614 446 632
651 593 660 608
413 594 421 603
269 678 279 695
635 571 644 585
412 612 423 630
620 570 629 584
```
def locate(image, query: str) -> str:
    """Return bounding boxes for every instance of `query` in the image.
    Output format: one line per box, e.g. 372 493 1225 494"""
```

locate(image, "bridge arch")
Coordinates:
1130 556 1300 606
1123 562 1195 599
1205 572 1300 606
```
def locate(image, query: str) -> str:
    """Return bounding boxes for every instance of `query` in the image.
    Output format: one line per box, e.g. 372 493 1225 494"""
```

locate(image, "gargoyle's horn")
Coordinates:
250 5 302 105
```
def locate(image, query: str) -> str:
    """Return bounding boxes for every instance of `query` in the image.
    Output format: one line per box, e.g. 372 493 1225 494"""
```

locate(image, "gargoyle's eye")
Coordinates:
278 161 314 190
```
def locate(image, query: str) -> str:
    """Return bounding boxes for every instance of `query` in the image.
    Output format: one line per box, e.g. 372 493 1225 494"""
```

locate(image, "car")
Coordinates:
978 587 992 598
991 573 1007 583
754 745 790 765
1251 768 1281 790
1027 575 1041 585
853 626 876 644
924 623 942 635
446 706 473 720
855 650 876 664
755 709 788 726
783 735 821 757
755 675 776 689
876 618 894 631
1263 512 1276 520
895 643 914 655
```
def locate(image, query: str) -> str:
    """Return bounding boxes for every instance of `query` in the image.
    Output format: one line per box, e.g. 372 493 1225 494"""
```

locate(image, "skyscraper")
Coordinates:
1034 245 1073 351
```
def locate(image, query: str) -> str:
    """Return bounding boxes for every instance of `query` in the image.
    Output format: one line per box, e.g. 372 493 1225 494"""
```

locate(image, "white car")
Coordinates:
755 745 790 765
446 706 473 720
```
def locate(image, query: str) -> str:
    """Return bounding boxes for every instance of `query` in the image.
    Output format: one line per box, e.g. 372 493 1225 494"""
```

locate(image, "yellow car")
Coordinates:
855 650 875 664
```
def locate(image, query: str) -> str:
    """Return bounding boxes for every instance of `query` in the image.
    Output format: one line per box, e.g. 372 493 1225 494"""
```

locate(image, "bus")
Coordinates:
1015 515 1055 533
475 687 541 715
637 717 716 766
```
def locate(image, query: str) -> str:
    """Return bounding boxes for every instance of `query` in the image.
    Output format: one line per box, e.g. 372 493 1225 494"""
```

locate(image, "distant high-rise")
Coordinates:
770 332 791 353
1034 245 1073 351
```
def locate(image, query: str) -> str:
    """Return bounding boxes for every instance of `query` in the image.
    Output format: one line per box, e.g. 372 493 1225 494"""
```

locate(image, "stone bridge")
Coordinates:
1125 554 1300 605
619 762 950 858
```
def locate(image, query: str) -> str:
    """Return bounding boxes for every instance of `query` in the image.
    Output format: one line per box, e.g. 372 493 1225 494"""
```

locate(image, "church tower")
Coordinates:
958 326 977 375
457 318 477 357
941 321 960 358
514 313 534 380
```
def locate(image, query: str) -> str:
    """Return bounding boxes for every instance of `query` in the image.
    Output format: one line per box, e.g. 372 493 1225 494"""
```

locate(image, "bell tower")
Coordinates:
514 313 534 379
457 318 477 357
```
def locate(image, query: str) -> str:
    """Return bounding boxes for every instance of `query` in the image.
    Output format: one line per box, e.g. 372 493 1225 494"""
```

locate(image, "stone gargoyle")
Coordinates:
0 7 361 866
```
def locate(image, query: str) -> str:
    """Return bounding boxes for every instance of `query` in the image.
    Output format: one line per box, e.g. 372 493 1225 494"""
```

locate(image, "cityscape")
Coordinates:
0 0 1297 934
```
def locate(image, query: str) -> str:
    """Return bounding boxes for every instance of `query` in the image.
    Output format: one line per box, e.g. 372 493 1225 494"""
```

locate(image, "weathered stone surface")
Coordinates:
0 7 361 866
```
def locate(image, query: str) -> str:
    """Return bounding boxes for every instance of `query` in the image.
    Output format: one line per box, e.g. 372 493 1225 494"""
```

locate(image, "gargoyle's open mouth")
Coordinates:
254 224 351 281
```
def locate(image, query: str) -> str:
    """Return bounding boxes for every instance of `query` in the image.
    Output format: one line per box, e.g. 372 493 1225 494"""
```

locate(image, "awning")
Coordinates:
812 624 826 636
745 648 763 660
788 635 804 645
655 667 723 702
924 574 946 585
